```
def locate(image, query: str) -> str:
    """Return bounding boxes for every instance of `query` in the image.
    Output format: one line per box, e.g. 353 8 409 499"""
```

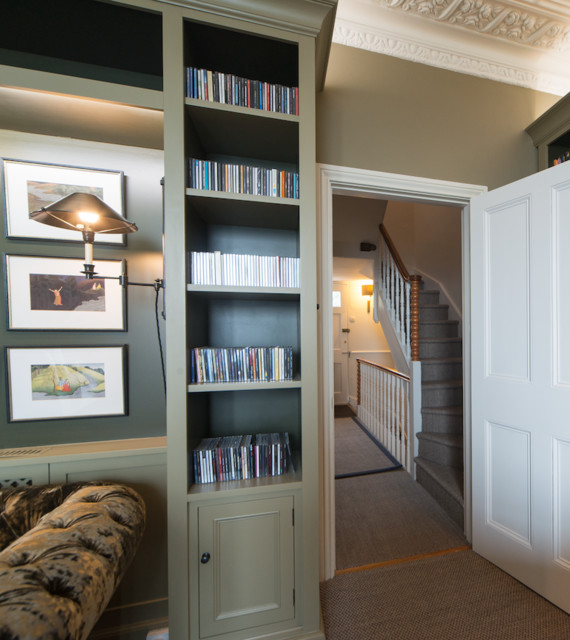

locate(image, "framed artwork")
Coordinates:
5 345 128 422
4 255 126 331
2 158 125 244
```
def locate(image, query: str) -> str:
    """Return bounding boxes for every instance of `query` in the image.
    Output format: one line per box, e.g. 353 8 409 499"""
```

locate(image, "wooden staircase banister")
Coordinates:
378 223 422 361
379 223 411 281
356 358 411 382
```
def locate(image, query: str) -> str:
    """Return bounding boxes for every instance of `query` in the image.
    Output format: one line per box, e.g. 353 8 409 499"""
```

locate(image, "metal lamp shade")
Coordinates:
29 192 138 235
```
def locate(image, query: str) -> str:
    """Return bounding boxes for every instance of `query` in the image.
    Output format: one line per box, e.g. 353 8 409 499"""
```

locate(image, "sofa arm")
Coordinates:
0 483 146 640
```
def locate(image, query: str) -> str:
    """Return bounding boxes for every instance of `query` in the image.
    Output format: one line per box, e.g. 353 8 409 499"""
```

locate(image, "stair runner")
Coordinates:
415 288 464 529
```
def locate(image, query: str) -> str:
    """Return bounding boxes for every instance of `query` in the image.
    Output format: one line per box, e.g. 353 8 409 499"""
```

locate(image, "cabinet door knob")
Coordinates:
201 552 211 564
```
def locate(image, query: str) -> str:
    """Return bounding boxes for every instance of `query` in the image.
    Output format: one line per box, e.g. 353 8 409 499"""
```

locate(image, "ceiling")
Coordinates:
333 0 570 96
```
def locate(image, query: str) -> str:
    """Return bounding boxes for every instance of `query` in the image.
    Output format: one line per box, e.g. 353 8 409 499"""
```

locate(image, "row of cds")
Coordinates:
185 67 299 116
192 432 294 484
188 158 299 199
189 250 300 288
189 346 294 384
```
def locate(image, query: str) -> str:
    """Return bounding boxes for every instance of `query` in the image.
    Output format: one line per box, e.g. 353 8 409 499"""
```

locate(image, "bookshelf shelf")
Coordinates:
185 189 299 233
186 187 299 204
187 468 302 498
185 100 298 165
187 285 300 299
187 379 301 393
185 97 299 122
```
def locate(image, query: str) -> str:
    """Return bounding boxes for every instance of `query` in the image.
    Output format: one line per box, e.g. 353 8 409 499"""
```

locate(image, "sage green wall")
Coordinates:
317 44 559 190
0 129 166 447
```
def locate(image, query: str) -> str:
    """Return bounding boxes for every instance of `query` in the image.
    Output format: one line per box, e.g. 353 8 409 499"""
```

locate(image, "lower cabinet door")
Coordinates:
198 495 295 638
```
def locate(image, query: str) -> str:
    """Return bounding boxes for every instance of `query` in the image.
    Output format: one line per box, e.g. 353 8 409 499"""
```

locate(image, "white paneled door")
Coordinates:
470 160 570 613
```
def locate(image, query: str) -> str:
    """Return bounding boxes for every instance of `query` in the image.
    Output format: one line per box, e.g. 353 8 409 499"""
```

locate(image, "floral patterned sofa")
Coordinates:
0 481 146 640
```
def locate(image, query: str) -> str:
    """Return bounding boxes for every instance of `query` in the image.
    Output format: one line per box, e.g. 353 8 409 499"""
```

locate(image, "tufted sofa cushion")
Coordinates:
0 482 146 640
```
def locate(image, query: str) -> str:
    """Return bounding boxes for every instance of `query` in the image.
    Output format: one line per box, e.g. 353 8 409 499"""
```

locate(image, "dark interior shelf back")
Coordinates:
184 20 298 88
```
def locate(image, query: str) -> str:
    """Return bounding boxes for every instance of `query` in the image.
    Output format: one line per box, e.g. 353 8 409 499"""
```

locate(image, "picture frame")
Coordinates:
2 158 125 244
5 345 128 422
4 254 127 331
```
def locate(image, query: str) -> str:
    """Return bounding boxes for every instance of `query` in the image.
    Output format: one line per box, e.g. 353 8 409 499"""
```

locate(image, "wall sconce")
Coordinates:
361 284 373 313
30 191 166 392
30 193 164 291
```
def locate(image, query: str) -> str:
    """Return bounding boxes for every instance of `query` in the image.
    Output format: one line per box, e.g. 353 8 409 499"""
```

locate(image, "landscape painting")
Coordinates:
5 346 127 422
27 180 104 214
2 158 124 243
5 255 125 331
31 363 106 401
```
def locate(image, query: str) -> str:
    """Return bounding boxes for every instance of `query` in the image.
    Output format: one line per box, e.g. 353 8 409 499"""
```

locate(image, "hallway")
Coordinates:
320 415 570 639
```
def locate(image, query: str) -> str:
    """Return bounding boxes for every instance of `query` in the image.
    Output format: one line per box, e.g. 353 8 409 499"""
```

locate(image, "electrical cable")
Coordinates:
154 280 166 395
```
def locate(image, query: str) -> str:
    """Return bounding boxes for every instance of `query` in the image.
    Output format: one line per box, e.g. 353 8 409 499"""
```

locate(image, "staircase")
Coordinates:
415 287 464 529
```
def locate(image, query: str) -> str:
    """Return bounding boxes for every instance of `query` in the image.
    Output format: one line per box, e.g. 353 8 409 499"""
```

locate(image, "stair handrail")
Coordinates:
357 358 410 405
379 224 411 281
377 224 422 362
356 358 412 471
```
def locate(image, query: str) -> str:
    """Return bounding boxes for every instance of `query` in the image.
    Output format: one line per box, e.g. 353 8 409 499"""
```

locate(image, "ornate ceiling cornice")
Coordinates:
333 0 570 95
371 0 570 53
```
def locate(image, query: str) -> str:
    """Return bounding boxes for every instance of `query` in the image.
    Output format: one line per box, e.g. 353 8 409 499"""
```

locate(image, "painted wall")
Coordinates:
334 277 394 407
383 201 463 322
0 129 165 447
317 44 559 190
333 193 386 258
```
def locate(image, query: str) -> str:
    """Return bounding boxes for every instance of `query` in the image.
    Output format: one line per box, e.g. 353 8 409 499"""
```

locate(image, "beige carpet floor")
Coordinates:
335 468 467 570
334 417 399 477
321 549 570 639
326 419 570 638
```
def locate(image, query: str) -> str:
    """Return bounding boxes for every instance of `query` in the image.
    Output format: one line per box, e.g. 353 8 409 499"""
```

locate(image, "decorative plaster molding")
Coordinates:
370 0 570 53
332 17 570 95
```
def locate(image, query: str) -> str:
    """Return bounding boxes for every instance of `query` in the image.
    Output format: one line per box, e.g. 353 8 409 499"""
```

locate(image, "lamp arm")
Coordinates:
81 263 164 290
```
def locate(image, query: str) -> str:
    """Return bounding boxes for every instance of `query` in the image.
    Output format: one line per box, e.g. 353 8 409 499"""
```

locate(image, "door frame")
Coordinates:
317 163 486 580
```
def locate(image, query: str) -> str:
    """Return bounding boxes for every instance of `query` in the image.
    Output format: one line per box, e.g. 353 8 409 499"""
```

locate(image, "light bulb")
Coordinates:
78 211 100 225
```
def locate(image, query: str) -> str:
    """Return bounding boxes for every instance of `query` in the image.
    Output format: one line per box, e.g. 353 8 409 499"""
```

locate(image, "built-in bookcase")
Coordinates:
183 20 303 494
526 93 570 170
164 4 332 639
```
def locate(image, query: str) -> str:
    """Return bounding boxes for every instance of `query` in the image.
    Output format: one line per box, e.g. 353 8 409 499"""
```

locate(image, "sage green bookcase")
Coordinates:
162 3 335 640
526 92 570 170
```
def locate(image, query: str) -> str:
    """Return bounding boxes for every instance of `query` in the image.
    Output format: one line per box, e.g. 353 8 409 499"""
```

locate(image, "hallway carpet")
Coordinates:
321 549 570 639
334 417 400 478
335 468 466 570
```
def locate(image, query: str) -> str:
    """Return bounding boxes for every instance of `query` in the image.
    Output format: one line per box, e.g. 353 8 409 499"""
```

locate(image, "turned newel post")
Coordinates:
410 275 422 361
357 359 361 405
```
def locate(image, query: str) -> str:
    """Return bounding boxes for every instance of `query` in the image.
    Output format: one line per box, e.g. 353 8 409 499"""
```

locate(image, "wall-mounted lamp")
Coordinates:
361 284 373 313
30 191 166 392
30 193 163 291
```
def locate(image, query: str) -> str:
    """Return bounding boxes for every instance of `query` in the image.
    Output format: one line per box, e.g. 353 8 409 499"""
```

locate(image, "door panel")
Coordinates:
470 161 570 613
198 496 294 638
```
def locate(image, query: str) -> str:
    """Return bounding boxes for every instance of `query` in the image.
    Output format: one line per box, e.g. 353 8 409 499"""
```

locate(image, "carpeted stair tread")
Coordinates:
417 432 463 448
421 356 462 364
415 457 463 505
422 405 462 416
420 336 462 344
420 320 458 326
422 379 463 389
